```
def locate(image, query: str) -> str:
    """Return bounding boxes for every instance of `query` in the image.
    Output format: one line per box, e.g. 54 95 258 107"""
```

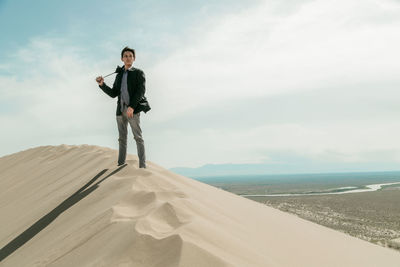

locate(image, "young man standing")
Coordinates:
95 46 151 168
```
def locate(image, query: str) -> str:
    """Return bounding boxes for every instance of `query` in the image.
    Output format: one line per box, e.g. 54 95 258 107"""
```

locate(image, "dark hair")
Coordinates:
121 46 135 58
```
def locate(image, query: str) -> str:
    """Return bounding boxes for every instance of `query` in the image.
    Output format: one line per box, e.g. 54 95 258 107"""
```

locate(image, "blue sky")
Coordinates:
1 0 400 172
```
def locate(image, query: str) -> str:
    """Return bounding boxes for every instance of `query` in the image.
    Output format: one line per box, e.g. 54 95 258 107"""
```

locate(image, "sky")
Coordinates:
1 0 400 171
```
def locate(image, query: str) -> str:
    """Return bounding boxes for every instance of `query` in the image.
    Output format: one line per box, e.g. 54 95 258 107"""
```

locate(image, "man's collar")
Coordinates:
124 65 135 71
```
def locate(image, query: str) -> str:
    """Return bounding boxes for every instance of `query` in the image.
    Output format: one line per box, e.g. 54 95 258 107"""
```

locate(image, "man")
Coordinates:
95 46 151 168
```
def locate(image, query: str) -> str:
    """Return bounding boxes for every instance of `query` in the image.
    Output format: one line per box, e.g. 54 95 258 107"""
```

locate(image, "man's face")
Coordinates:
121 51 135 66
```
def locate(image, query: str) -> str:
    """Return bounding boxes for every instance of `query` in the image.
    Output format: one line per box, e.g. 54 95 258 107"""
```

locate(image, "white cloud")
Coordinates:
0 37 123 155
151 120 400 168
148 0 400 121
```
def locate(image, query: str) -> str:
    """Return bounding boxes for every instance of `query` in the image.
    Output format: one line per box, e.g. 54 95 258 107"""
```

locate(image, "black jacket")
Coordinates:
99 66 151 115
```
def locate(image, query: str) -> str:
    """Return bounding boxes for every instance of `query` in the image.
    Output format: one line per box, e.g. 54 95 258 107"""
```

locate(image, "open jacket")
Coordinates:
99 66 151 115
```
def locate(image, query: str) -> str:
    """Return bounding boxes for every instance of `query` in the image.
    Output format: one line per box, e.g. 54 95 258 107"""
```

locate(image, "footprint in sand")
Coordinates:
111 189 193 237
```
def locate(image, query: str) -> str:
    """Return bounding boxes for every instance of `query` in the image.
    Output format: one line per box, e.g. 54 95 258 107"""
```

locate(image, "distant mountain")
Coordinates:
170 163 291 177
170 162 400 178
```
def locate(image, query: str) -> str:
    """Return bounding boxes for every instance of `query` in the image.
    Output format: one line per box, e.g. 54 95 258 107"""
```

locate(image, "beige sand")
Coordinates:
0 145 399 267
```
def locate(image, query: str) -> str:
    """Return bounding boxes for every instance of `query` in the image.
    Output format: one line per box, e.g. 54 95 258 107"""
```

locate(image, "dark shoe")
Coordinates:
118 162 126 166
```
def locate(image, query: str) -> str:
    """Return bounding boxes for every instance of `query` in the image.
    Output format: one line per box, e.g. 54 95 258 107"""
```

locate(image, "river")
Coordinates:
240 181 400 197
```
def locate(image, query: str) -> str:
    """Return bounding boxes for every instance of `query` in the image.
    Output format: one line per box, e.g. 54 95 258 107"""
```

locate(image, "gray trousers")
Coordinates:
116 111 146 168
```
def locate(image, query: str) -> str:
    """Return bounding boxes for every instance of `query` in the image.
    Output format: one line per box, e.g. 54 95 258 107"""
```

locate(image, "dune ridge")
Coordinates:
0 145 399 266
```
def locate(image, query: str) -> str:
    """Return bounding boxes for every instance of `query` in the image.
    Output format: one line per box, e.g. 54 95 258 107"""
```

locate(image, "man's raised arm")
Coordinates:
96 76 118 98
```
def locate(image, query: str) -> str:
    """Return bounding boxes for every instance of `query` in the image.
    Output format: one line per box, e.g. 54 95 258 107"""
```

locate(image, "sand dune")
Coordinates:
0 145 399 266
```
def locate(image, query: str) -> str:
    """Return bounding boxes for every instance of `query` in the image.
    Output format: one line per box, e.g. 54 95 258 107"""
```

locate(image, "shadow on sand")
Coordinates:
0 164 127 262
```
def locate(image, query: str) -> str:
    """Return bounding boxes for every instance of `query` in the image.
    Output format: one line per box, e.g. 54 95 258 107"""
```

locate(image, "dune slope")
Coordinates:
0 145 399 266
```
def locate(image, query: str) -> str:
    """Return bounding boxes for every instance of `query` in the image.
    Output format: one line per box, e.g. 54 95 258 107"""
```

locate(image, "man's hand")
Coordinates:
96 76 104 86
126 107 134 118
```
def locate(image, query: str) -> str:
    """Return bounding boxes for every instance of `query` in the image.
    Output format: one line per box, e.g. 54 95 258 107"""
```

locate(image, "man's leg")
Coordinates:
116 115 128 165
127 112 146 168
